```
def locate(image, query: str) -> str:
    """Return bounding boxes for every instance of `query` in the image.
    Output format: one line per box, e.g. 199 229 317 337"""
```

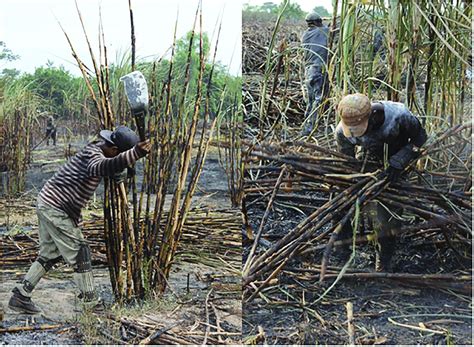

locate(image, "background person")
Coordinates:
301 12 329 136
45 116 57 146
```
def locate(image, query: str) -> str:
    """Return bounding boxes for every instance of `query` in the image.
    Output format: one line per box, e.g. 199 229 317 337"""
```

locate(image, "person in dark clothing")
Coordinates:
8 125 151 314
301 12 329 135
46 116 57 146
372 27 386 60
335 93 427 271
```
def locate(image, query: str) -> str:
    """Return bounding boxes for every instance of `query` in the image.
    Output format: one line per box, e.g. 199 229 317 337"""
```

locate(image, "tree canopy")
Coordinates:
0 32 240 132
0 41 19 63
243 1 306 21
17 62 85 117
312 5 331 18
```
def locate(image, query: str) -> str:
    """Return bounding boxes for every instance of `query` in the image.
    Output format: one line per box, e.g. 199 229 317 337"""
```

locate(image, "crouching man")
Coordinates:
8 126 151 314
335 94 427 272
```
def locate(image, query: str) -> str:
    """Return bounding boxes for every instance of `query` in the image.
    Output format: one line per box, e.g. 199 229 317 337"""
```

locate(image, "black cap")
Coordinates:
305 12 322 23
100 125 139 152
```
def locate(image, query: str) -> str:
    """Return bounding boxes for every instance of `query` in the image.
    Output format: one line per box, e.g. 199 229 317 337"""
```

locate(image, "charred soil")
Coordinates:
242 200 472 345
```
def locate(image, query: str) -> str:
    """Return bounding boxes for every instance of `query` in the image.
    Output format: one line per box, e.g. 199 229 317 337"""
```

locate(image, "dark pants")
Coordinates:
339 201 401 271
303 64 328 134
46 128 56 146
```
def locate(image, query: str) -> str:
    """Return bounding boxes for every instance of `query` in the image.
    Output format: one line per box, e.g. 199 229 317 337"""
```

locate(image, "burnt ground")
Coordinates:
0 138 241 344
242 195 472 345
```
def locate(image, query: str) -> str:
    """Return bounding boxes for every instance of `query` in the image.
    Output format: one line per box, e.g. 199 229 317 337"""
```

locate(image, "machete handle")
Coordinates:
133 109 147 142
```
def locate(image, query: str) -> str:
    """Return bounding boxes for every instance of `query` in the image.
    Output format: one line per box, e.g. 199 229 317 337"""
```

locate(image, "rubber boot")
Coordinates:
332 220 353 264
375 235 396 272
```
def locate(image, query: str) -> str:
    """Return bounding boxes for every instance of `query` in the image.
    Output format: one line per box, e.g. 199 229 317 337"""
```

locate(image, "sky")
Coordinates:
0 0 242 76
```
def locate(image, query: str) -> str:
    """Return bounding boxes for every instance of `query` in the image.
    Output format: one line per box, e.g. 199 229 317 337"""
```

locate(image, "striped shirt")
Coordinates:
39 141 145 225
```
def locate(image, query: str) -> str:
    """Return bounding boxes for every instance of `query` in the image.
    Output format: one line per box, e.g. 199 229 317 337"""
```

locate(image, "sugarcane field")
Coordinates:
0 0 242 344
0 0 472 346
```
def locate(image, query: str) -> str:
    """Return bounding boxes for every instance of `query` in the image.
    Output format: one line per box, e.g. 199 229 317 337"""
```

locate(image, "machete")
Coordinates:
120 71 149 141
116 71 149 226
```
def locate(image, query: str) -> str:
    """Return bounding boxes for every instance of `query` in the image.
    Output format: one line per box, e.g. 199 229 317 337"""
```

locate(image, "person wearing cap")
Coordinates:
8 125 151 314
301 12 329 135
335 93 427 271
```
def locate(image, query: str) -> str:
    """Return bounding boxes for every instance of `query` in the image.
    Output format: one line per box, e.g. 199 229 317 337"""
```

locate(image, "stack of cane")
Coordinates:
242 123 472 300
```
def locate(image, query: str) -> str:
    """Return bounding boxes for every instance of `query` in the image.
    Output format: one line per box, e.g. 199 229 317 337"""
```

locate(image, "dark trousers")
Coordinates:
46 128 56 146
303 64 328 132
339 201 401 269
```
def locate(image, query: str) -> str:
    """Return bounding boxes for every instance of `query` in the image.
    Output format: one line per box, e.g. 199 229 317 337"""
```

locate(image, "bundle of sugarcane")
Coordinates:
243 18 304 75
283 266 472 295
0 208 242 270
242 123 471 300
244 74 306 128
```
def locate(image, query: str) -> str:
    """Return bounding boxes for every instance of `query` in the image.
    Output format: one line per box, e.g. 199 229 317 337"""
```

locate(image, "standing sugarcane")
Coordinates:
120 71 149 297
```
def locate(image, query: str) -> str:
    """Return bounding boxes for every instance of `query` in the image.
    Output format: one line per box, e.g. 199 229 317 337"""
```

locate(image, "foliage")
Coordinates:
282 1 305 19
0 42 20 91
312 5 331 17
243 1 306 21
1 68 20 80
0 41 19 63
17 62 87 118
0 78 41 194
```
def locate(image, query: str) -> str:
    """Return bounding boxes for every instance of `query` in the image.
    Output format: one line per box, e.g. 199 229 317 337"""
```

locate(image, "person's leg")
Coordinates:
73 244 95 300
37 203 95 301
310 71 323 117
321 71 330 119
303 65 323 135
333 219 353 264
371 202 400 272
304 69 315 120
9 203 63 313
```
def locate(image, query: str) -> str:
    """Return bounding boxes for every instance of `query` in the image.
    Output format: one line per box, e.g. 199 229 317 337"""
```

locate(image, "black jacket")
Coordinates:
301 26 329 66
335 101 427 169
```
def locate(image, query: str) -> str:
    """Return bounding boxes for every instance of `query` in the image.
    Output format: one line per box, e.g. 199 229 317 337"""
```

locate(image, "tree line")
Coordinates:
243 1 331 21
0 32 241 137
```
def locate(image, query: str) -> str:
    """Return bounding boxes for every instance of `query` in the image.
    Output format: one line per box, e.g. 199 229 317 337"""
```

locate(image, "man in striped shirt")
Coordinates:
8 125 151 314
